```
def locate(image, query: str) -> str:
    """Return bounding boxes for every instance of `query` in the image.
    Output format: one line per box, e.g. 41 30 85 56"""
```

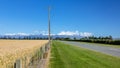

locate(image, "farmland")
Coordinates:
0 40 49 68
49 41 120 68
1 40 120 68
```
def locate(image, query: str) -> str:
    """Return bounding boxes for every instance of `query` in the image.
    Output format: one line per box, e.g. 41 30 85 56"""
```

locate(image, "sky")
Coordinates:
0 0 120 38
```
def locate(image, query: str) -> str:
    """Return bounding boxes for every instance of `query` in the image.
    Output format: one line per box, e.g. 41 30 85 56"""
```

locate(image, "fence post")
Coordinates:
41 46 44 59
24 57 27 68
43 44 49 59
14 59 22 68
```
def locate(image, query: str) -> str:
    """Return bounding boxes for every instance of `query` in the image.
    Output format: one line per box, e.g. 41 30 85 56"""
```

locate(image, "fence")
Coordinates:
5 42 50 68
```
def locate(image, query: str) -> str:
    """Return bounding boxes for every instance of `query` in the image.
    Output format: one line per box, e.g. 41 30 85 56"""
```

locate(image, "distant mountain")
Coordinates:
0 34 83 39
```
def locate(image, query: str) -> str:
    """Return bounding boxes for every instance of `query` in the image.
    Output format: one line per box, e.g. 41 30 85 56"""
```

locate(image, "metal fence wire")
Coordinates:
5 42 49 68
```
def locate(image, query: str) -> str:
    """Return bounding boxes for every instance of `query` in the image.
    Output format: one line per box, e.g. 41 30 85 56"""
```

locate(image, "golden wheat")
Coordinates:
0 40 48 68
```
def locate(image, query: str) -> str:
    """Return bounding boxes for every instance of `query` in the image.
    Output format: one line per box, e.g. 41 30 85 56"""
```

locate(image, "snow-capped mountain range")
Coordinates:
0 31 93 39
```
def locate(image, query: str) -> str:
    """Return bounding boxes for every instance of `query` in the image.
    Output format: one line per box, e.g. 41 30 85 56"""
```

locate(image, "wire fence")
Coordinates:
4 42 50 68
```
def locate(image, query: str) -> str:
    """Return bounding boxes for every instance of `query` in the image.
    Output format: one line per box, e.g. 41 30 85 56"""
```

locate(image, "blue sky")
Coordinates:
0 0 120 38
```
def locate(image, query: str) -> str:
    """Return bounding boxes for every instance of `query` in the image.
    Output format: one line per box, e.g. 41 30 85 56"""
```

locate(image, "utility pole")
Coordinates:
48 6 51 47
43 6 51 60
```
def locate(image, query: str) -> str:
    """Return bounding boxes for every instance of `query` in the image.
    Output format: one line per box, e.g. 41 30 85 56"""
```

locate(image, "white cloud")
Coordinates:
79 32 92 37
4 33 16 35
5 33 29 36
4 30 49 36
3 30 93 37
58 31 79 35
58 31 93 37
17 33 29 36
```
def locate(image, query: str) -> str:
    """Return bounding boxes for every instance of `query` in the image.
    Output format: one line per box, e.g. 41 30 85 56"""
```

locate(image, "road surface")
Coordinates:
61 41 120 57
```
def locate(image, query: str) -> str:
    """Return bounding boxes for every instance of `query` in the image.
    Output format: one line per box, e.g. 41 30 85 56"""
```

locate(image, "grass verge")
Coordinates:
49 41 120 68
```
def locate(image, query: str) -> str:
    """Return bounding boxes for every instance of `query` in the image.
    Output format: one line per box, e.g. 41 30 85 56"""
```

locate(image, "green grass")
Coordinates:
49 41 120 68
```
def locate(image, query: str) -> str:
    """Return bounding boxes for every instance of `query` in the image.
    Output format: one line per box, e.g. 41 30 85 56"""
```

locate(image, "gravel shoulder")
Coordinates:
61 41 120 58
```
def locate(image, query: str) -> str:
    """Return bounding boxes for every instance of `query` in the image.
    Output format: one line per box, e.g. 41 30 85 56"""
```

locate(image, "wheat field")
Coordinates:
0 40 49 68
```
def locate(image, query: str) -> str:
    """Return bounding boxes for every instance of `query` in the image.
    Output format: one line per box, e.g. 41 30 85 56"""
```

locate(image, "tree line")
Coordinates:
55 36 120 45
0 36 48 40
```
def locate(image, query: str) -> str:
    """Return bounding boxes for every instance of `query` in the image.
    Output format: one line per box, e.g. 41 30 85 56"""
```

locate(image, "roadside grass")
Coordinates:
49 41 120 68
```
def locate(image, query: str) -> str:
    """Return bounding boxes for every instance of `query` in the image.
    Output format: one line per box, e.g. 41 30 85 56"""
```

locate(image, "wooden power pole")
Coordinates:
48 6 51 46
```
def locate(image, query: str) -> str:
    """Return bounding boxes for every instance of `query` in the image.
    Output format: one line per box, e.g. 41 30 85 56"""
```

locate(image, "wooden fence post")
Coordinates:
24 57 27 68
14 59 22 68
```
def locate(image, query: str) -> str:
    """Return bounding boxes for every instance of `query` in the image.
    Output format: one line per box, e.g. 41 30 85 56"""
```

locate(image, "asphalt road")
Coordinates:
61 41 120 57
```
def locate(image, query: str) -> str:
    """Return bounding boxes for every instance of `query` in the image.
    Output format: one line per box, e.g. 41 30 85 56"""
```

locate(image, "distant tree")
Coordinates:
98 36 102 39
55 37 60 40
109 35 112 40
74 37 76 40
64 37 70 40
18 37 21 40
